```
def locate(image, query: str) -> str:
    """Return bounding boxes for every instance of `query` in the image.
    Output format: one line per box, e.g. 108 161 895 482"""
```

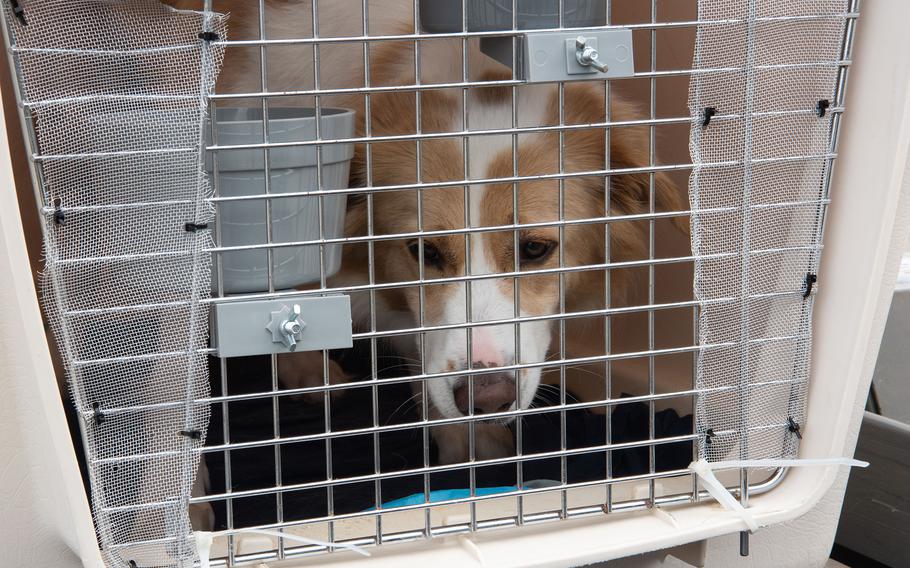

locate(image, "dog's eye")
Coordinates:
520 240 556 263
407 241 444 268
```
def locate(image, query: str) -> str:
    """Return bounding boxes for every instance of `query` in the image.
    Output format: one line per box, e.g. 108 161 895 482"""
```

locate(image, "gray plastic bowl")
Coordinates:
419 0 606 33
209 107 354 294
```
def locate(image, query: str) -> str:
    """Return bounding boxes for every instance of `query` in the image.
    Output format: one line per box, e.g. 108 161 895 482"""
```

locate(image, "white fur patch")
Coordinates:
421 88 555 418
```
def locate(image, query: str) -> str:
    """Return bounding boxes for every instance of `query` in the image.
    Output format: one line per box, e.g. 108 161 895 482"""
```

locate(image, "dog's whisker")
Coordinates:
375 362 421 374
384 392 424 424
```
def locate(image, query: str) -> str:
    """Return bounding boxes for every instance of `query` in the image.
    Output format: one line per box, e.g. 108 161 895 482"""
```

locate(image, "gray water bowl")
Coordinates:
419 0 606 33
209 107 355 294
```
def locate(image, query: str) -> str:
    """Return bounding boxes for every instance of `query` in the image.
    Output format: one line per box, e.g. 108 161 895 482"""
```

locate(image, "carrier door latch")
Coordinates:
480 28 634 83
211 294 353 358
573 35 609 73
266 304 305 350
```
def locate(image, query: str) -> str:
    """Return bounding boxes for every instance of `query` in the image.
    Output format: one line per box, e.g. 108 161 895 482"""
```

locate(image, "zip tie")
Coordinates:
195 529 370 565
92 402 106 425
652 506 679 529
195 532 213 568
8 0 26 25
705 457 868 470
53 198 65 225
689 457 869 533
803 273 817 298
179 429 202 440
787 418 803 439
690 459 759 532
705 428 716 445
458 535 486 566
816 99 830 117
184 222 209 233
198 31 219 41
702 107 717 127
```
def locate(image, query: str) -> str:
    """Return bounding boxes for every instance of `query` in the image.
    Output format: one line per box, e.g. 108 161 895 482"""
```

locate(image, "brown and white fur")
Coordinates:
168 0 688 465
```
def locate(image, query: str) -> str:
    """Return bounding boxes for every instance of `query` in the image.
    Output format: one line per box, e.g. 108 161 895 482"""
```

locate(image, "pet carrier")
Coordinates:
1 1 909 567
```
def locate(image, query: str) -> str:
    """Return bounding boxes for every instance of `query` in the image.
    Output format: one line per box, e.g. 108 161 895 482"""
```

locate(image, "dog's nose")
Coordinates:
454 373 516 415
469 328 506 367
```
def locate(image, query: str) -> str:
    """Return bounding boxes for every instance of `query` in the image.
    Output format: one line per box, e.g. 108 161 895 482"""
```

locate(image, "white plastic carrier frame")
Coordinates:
1 0 909 567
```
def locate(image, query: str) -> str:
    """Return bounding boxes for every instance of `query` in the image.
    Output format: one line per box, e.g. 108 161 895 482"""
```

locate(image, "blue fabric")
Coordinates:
377 486 518 509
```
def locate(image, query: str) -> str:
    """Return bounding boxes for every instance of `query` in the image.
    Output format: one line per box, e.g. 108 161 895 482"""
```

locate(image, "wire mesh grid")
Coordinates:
0 0 859 566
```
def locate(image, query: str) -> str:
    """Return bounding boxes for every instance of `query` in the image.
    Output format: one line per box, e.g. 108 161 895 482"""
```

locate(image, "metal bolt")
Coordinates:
575 35 609 73
266 304 305 351
283 320 302 336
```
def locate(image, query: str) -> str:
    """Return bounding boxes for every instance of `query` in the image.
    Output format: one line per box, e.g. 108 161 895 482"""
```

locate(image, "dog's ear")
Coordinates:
608 137 690 237
562 85 690 237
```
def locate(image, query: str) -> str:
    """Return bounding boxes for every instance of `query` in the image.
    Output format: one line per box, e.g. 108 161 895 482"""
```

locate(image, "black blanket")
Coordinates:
205 354 693 529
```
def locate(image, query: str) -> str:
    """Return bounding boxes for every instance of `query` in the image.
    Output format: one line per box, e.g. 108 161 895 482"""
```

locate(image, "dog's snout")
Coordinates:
454 373 516 415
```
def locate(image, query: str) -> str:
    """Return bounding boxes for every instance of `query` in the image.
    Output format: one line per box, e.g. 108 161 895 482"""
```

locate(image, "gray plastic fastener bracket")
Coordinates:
212 294 353 358
481 28 634 83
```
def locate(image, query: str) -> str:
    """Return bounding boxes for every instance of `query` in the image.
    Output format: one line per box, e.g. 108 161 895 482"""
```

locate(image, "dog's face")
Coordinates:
373 177 572 420
347 82 683 420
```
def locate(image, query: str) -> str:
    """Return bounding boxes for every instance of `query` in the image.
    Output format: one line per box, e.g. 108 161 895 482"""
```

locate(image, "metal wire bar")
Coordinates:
114 416 794 512
737 2 759 549
90 339 807 454
602 0 613 516
413 0 432 541
39 154 838 213
203 60 852 102
254 0 286 557
114 474 789 567
61 248 827 313
510 0 524 527
359 0 385 547
647 0 658 509
206 13 859 48
208 90 236 568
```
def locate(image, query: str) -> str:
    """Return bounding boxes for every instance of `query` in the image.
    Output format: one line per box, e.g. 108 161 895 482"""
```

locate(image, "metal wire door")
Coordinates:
0 0 859 566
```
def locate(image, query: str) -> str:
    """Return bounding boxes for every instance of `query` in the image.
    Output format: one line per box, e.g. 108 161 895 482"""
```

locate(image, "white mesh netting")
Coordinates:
2 1 226 565
688 2 850 462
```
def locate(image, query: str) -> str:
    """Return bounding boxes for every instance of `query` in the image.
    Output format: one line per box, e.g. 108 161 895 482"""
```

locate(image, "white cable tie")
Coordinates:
703 457 869 470
652 506 679 529
195 528 371 564
688 457 869 533
195 531 213 568
458 534 487 566
689 459 759 532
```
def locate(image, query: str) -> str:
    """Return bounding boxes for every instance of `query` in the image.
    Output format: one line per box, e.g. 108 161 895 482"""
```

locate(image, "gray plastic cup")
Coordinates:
419 0 606 33
208 107 355 294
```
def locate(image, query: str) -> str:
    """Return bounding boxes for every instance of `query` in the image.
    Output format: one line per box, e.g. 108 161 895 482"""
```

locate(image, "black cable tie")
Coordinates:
184 222 209 233
816 99 831 118
128 561 138 568
92 402 106 425
179 430 202 440
787 417 803 439
705 428 716 445
702 107 717 128
803 273 817 299
9 0 27 26
198 31 219 42
53 198 65 226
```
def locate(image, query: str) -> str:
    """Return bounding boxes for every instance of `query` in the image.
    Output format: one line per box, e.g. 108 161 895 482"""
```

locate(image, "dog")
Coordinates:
169 0 688 466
